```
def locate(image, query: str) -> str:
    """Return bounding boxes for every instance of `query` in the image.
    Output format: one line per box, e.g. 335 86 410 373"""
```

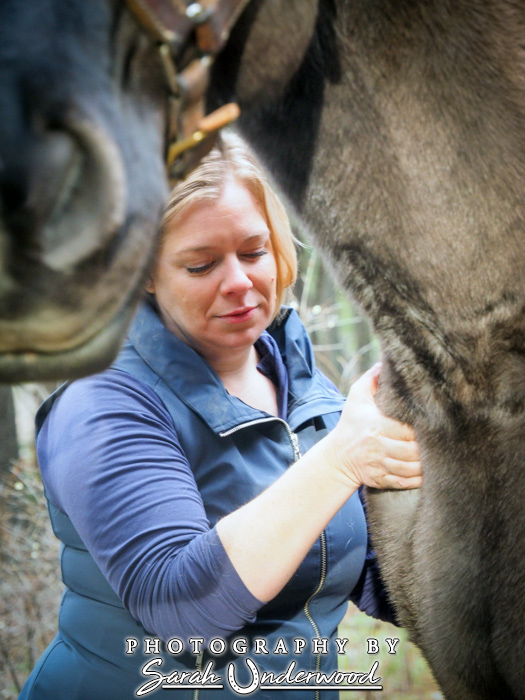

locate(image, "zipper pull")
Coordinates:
290 431 301 462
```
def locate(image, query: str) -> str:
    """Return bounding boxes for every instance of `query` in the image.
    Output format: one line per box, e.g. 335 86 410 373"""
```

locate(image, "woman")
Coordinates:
20 133 421 699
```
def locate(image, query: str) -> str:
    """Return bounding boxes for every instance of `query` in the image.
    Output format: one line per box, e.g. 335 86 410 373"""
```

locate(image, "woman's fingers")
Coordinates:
380 436 420 463
381 473 423 490
362 464 422 490
334 362 423 491
379 414 417 441
382 456 421 477
353 434 422 490
346 380 416 444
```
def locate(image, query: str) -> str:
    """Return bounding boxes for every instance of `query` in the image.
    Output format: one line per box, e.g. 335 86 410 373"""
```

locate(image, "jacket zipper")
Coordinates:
304 530 327 700
193 651 203 700
220 416 301 462
195 420 292 700
221 417 327 699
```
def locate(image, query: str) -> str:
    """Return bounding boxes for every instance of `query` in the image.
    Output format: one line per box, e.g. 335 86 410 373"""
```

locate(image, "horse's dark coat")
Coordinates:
210 0 340 208
0 1 523 698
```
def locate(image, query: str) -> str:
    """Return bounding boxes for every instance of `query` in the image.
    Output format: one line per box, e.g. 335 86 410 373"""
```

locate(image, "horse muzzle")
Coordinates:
0 117 153 383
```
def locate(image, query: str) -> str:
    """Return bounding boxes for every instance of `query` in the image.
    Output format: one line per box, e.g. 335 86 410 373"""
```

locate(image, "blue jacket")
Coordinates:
20 303 388 700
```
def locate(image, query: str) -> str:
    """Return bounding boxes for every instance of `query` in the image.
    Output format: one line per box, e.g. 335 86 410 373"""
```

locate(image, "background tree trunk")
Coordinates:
0 387 18 479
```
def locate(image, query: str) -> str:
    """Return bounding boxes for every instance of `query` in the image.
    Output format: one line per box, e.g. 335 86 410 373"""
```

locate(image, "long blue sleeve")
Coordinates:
37 369 263 642
348 487 399 626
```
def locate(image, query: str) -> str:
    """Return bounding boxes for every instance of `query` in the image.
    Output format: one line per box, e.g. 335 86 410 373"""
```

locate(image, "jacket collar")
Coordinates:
124 301 344 433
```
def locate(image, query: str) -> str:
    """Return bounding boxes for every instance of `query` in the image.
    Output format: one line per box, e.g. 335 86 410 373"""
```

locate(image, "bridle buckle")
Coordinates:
125 0 250 181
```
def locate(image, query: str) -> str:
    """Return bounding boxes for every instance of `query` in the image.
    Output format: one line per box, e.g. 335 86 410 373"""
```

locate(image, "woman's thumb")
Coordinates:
351 361 382 399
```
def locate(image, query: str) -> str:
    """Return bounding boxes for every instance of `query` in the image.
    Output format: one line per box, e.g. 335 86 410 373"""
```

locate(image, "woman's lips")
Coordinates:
219 306 257 323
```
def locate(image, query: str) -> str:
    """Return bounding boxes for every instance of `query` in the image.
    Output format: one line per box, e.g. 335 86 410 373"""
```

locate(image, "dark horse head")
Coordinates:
0 0 170 381
0 0 319 383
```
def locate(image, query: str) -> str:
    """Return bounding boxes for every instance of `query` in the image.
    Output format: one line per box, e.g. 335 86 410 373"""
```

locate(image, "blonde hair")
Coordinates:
160 132 297 318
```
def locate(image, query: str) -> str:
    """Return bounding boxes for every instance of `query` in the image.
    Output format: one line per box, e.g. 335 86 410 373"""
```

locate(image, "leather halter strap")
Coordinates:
124 0 250 181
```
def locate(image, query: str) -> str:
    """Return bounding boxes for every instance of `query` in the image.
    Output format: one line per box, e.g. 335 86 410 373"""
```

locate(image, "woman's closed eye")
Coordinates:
186 261 215 274
186 250 267 274
243 250 268 260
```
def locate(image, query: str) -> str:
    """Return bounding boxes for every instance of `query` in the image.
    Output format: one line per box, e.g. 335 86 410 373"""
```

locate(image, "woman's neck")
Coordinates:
207 344 258 379
211 345 279 417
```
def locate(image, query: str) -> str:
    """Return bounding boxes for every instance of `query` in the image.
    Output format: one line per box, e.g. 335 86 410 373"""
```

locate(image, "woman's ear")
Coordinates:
144 277 155 294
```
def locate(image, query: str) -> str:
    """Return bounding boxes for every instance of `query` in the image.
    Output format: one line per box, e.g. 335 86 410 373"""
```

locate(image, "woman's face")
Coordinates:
147 178 278 365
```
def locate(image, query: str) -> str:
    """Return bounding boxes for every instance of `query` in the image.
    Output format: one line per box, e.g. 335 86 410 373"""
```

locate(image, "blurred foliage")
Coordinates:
292 242 380 391
0 247 441 699
339 607 441 699
0 387 17 481
0 457 60 699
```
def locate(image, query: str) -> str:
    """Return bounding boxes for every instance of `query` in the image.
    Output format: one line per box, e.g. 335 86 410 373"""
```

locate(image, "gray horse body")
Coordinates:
0 1 523 698
210 2 525 698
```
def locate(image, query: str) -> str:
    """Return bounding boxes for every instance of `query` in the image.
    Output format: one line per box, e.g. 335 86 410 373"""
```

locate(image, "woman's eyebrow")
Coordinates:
174 245 215 256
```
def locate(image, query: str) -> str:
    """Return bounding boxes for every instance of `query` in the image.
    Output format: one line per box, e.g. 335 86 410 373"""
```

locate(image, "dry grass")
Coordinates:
338 605 442 699
0 458 61 700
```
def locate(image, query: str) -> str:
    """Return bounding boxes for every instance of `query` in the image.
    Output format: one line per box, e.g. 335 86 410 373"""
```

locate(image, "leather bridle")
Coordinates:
124 0 251 182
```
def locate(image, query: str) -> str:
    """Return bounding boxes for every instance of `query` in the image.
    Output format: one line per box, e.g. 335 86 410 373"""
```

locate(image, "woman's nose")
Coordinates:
220 258 254 295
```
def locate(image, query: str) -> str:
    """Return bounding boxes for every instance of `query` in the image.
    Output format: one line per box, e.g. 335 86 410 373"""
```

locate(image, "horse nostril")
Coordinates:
0 129 81 247
1 180 27 214
0 120 126 273
33 130 82 218
0 153 34 233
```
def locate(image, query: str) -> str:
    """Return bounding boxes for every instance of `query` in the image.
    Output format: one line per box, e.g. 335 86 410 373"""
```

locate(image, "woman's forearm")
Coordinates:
216 433 355 602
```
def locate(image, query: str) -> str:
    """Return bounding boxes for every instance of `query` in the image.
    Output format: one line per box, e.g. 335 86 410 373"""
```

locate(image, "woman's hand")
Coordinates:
325 363 422 491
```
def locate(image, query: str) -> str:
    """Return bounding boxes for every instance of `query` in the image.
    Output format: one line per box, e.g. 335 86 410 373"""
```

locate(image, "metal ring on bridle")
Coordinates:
124 0 250 181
